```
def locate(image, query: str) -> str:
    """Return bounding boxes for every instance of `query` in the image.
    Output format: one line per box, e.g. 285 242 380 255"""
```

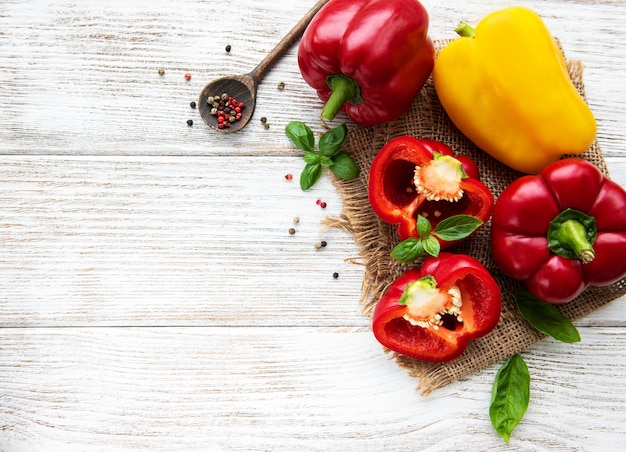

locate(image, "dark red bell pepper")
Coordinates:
368 136 494 245
297 0 434 127
491 158 626 304
372 253 502 362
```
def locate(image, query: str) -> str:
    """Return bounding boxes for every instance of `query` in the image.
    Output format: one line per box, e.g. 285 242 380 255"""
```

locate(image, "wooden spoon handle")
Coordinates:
249 0 331 82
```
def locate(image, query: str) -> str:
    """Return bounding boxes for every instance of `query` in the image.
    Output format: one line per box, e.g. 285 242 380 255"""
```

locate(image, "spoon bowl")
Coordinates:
198 75 256 134
198 0 330 133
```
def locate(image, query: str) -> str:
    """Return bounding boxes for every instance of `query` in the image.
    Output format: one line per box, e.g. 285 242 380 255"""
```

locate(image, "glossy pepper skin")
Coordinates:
491 158 626 304
433 6 596 174
372 253 501 362
368 136 494 244
297 0 435 127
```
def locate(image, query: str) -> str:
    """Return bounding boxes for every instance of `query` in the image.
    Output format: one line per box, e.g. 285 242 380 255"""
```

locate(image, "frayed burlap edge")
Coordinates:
323 39 626 396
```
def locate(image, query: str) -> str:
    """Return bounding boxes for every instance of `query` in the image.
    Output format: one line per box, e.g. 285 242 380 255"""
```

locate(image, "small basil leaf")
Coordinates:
514 291 581 343
319 123 348 157
320 155 334 167
300 163 322 191
490 354 530 444
417 215 432 238
329 152 360 181
285 121 315 153
433 214 484 241
422 235 440 258
390 238 424 263
303 152 321 165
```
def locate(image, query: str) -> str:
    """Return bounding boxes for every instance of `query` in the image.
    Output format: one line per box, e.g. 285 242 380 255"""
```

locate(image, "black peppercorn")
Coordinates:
187 119 193 126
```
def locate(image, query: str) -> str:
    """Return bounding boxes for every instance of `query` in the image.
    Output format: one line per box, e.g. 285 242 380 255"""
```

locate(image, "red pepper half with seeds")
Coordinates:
297 0 434 126
491 158 626 304
368 136 494 245
372 253 502 362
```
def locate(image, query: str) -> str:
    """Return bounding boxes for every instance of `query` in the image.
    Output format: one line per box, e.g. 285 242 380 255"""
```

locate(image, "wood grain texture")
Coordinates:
1 0 625 450
2 327 626 451
0 0 625 157
1 156 624 328
0 156 366 327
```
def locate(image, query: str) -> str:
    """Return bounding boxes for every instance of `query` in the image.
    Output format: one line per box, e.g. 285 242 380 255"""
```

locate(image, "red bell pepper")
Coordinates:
368 136 494 245
297 0 435 127
372 253 502 362
491 158 626 304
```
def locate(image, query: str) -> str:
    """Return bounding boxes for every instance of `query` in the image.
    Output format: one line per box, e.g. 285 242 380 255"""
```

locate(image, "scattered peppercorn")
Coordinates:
187 119 193 126
314 240 328 250
190 101 196 109
225 44 232 53
288 228 296 235
260 117 267 124
184 73 192 81
277 81 285 90
333 272 339 279
293 217 300 224
284 173 293 181
157 67 165 76
320 201 327 209
263 123 270 130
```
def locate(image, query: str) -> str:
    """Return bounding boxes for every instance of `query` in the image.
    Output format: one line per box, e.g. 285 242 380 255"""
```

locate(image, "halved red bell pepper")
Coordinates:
491 158 626 304
372 252 502 362
297 0 435 127
368 136 494 245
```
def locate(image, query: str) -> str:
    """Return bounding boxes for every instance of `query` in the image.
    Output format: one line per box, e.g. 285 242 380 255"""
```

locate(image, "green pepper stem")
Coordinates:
552 219 595 264
455 22 476 38
321 74 362 121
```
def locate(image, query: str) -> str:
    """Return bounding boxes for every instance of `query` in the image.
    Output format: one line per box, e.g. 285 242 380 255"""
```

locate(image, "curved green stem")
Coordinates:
321 74 362 121
547 209 597 263
455 22 476 38
551 219 595 263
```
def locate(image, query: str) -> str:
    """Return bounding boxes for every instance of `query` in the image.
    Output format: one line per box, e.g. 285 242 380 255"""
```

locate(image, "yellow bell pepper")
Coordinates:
433 6 597 174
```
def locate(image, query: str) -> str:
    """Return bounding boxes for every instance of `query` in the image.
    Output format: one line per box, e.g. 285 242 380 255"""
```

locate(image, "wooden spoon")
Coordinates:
198 0 331 133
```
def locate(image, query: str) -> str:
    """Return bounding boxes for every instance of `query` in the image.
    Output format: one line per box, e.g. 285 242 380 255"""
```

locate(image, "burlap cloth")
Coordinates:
324 39 626 395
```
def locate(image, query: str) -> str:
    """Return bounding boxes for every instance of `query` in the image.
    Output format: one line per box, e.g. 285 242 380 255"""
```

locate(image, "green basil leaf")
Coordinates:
417 215 432 238
422 235 440 258
285 121 315 153
514 291 581 343
319 123 348 157
303 151 321 165
300 163 322 191
320 155 334 167
329 152 360 181
390 238 424 263
490 354 530 444
433 214 484 241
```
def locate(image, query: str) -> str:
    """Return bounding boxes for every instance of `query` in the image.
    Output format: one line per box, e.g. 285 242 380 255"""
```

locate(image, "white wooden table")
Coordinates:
1 0 625 450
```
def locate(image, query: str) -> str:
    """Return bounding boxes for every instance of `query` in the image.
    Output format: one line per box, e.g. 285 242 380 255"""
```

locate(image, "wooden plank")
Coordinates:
2 155 624 327
0 155 368 327
1 326 625 450
0 0 624 157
